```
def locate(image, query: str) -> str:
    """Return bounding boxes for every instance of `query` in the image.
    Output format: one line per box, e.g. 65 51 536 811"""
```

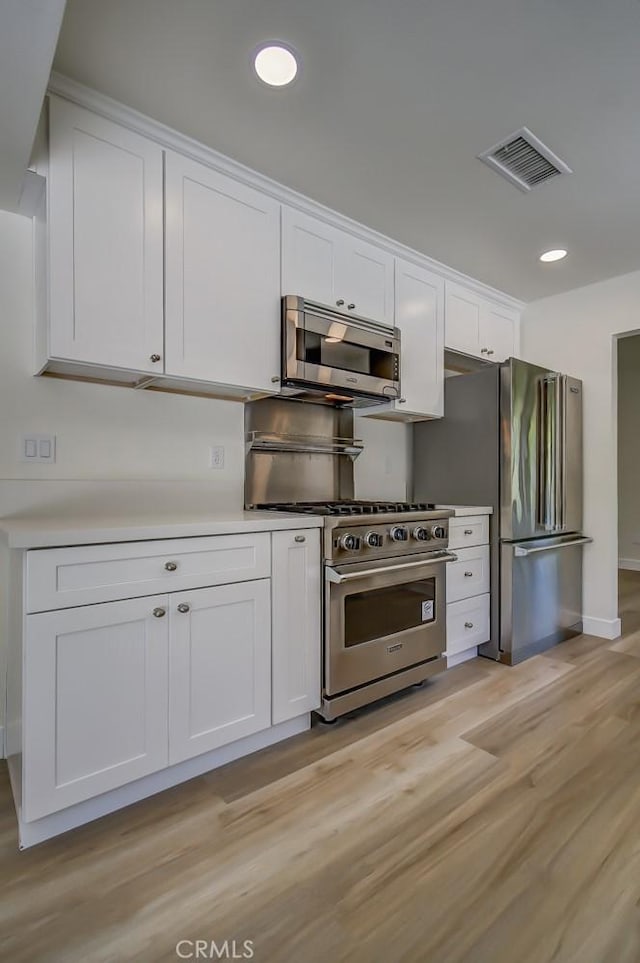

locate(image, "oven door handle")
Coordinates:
325 553 458 584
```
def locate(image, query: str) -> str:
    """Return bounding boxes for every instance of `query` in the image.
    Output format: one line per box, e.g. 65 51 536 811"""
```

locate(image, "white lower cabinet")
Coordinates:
15 528 322 839
271 529 321 723
445 513 492 665
24 596 170 821
169 580 272 764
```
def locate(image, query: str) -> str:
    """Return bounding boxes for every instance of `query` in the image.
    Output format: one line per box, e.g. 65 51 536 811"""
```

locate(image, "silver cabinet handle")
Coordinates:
294 535 306 543
336 299 345 306
513 536 593 557
347 303 356 310
487 350 494 356
177 603 190 614
398 398 407 404
464 571 473 577
464 621 474 628
150 353 162 363
271 376 280 383
153 607 166 618
464 529 473 535
481 348 489 354
164 561 178 571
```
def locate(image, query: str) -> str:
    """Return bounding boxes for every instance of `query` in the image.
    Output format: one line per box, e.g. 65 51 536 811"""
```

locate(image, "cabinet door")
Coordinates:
169 580 271 764
444 281 482 356
337 236 395 325
24 597 169 821
395 259 444 418
281 206 342 307
165 153 281 390
271 529 322 724
48 96 164 372
479 302 518 362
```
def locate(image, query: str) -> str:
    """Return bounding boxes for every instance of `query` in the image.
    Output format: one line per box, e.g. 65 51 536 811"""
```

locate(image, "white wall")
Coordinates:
521 269 640 639
0 210 409 748
617 334 640 569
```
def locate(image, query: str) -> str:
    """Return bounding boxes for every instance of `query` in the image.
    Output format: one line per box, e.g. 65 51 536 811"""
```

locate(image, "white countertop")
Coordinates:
436 505 493 517
0 510 324 550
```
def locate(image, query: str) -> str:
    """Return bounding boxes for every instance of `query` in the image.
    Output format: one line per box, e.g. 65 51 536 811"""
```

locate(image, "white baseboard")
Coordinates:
619 558 640 571
14 714 310 849
447 647 478 668
582 616 622 640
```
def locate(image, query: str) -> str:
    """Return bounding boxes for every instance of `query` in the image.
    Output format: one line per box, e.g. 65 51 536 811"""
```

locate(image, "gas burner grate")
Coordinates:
257 500 437 516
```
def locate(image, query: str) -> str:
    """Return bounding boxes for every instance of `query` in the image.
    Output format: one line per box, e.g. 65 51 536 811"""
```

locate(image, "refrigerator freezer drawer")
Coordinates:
447 545 490 602
447 594 490 655
499 534 587 665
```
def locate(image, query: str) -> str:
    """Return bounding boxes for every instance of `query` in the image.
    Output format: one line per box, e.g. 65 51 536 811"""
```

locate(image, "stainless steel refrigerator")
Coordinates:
413 358 592 664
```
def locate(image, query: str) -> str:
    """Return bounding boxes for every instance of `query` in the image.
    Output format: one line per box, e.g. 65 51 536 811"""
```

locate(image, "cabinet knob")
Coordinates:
153 607 166 618
464 621 474 629
464 571 473 577
150 353 162 363
347 303 356 310
177 603 190 614
271 376 281 383
480 348 489 354
164 561 178 572
336 299 345 306
464 529 473 535
294 534 306 543
398 398 407 404
487 349 494 356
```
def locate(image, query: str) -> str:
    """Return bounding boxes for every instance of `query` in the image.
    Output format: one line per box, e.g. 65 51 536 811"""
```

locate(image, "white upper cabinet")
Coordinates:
282 207 394 325
395 259 444 419
445 280 519 362
271 529 321 724
165 152 281 391
47 96 164 372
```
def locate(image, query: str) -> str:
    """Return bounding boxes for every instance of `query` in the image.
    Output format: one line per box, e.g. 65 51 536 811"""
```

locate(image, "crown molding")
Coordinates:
47 72 524 312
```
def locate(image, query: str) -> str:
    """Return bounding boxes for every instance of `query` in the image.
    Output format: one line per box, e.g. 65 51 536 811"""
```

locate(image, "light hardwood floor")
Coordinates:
3 573 640 962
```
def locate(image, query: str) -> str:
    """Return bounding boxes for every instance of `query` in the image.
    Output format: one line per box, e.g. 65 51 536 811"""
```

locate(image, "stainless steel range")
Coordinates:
245 399 456 721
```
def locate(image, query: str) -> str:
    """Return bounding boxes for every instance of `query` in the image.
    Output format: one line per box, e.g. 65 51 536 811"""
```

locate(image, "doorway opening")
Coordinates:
616 332 640 633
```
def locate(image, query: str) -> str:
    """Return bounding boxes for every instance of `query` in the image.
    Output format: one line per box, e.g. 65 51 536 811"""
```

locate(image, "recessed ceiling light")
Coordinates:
539 249 568 263
254 43 299 87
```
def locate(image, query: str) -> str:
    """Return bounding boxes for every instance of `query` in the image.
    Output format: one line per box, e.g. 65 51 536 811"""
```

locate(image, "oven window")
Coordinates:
296 329 396 380
344 578 436 647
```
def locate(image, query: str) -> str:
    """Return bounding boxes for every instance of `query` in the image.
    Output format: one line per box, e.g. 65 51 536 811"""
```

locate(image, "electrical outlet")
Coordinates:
209 446 225 470
20 434 56 463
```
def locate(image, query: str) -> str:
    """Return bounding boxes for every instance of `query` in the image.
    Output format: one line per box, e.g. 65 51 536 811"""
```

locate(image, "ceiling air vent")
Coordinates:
478 127 572 192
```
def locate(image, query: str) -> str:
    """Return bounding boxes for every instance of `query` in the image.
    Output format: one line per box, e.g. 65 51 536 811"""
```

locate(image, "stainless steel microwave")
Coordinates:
281 295 401 406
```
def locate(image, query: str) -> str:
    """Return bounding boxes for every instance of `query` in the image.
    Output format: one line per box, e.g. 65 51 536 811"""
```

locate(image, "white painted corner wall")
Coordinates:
0 209 409 754
617 334 640 570
521 269 640 640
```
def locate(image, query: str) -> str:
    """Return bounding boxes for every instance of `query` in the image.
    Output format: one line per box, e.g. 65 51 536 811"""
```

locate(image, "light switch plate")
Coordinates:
20 434 56 463
209 446 225 470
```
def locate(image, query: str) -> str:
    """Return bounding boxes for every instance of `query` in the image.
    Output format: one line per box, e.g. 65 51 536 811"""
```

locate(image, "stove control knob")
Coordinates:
339 533 361 552
364 531 383 548
431 525 447 540
390 526 408 542
413 526 430 542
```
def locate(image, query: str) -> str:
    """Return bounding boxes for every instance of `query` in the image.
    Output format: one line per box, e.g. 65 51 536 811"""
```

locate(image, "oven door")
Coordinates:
283 298 400 399
324 552 455 697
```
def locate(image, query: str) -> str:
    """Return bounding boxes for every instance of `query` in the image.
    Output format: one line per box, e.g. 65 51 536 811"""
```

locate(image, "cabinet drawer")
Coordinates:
447 545 490 602
447 594 490 655
26 534 271 612
448 515 490 550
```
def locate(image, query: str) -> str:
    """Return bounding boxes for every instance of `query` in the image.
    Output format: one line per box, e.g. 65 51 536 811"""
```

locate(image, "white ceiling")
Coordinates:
53 0 640 302
0 0 66 212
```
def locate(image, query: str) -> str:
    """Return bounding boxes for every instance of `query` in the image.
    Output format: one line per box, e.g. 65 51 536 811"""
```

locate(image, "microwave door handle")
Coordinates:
325 553 458 583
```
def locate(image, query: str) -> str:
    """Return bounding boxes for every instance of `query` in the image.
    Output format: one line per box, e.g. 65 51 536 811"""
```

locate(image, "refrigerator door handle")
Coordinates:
513 536 593 557
554 374 565 532
543 377 557 531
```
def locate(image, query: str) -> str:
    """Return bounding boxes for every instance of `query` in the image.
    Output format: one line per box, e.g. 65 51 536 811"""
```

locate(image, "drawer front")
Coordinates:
448 515 490 550
447 594 490 654
447 545 490 602
26 534 271 612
